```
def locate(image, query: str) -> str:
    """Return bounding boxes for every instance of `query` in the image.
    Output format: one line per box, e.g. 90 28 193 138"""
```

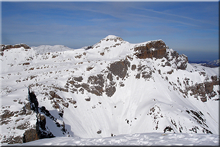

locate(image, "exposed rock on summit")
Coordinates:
1 44 31 56
134 40 167 59
102 35 124 42
1 44 31 50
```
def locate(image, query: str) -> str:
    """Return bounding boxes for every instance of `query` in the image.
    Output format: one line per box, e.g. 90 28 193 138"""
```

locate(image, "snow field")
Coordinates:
20 133 219 146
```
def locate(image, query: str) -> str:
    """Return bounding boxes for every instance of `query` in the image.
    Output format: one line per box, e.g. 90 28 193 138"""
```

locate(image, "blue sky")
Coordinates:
1 1 219 61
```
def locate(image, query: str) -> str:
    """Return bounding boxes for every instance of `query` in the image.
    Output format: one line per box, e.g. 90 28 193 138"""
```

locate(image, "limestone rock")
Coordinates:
134 40 167 59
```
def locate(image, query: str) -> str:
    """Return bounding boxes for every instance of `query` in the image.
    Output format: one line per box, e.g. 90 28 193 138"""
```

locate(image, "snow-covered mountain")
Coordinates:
189 59 220 67
201 59 219 67
0 35 219 145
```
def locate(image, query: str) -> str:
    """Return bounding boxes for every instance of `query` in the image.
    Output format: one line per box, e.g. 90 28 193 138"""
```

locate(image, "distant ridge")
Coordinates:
189 59 219 67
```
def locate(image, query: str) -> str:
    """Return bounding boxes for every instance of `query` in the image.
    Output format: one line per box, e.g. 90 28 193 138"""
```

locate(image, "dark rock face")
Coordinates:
204 82 214 94
107 73 113 81
165 50 188 70
66 71 118 97
89 85 104 96
134 40 167 59
40 106 56 121
131 64 136 71
1 44 31 50
88 74 104 87
87 74 105 96
1 44 31 56
21 89 64 144
38 114 46 130
134 64 153 80
0 110 15 124
106 85 116 97
48 90 69 109
49 91 62 99
142 71 152 80
176 54 188 70
65 59 131 97
108 59 130 79
186 78 219 102
23 128 39 143
187 83 207 102
28 90 38 113
0 102 34 144
164 126 174 133
23 113 55 143
66 75 105 96
74 76 83 82
136 73 141 79
186 110 212 134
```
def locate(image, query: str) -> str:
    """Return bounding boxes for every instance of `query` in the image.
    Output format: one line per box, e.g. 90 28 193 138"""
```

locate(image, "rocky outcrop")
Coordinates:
66 74 116 97
186 110 212 134
0 44 31 56
65 58 131 97
23 113 55 143
23 128 39 143
165 50 188 70
1 44 31 50
108 59 130 79
134 40 167 59
1 136 23 144
0 101 34 144
134 40 188 70
211 75 219 85
101 35 124 42
0 110 15 125
22 88 68 144
66 75 103 96
186 76 219 102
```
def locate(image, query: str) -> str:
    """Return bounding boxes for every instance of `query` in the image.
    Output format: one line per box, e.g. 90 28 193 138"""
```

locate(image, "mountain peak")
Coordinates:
102 35 123 42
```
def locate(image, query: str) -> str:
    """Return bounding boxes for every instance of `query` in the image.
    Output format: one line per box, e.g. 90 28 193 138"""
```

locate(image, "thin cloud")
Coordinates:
131 6 216 26
128 13 199 27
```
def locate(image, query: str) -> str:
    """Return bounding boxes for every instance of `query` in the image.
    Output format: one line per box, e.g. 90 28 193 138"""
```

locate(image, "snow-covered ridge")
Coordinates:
32 45 73 54
102 35 123 41
0 35 219 145
189 59 220 68
22 132 219 146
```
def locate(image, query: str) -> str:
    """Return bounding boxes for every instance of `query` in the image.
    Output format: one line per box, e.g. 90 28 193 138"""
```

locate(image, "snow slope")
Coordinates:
22 132 219 146
188 63 219 77
0 35 219 145
32 45 73 54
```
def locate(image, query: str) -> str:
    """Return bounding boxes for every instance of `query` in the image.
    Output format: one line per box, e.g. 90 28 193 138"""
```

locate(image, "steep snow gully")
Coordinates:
0 35 219 145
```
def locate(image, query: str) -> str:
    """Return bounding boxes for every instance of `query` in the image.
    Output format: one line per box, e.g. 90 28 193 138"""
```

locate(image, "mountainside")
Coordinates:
0 35 219 144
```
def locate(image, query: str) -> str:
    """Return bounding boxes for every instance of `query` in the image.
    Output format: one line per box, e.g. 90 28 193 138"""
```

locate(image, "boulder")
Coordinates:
23 128 39 143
